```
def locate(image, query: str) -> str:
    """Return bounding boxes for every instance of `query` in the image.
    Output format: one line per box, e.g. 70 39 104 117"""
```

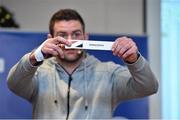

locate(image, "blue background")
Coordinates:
0 31 148 119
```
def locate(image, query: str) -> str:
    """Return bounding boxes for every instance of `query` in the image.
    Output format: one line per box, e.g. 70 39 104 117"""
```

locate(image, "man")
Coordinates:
7 9 158 119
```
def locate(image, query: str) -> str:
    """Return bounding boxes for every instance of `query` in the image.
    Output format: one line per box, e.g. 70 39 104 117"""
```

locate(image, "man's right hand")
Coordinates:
30 34 71 66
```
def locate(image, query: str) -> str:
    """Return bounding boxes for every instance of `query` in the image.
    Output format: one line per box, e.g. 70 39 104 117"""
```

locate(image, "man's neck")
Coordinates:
56 55 85 74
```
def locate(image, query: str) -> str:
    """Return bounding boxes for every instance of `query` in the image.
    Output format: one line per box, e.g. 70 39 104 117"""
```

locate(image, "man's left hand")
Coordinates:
112 36 138 63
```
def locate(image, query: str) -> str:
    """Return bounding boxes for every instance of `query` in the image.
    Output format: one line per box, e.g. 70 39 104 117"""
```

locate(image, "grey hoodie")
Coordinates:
7 53 158 119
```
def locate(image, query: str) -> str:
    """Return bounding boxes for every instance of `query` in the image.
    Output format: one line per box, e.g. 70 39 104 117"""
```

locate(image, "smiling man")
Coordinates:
7 9 158 119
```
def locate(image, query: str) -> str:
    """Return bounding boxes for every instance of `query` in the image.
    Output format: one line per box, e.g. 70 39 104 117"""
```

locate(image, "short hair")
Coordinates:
49 9 85 37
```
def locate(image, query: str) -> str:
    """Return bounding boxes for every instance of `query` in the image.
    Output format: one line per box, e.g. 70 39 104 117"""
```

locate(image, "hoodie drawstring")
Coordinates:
53 53 90 119
83 58 89 119
54 65 58 104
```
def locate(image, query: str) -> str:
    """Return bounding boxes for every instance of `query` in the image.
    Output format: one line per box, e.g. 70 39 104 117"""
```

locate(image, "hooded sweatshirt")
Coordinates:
7 53 158 119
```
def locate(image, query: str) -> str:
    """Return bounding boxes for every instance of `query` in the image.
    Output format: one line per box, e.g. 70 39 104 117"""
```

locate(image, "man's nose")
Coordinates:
67 35 73 40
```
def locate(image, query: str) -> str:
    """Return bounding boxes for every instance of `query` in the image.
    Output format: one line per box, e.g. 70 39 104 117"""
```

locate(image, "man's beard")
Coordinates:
60 50 84 63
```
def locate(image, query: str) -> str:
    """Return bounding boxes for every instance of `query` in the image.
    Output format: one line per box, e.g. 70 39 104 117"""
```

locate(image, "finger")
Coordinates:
121 45 137 60
41 43 58 55
45 44 64 58
57 36 72 46
112 36 128 49
119 40 135 56
50 36 72 46
113 43 122 56
112 38 123 55
112 38 122 52
112 37 130 56
50 44 64 58
112 41 118 52
43 47 59 56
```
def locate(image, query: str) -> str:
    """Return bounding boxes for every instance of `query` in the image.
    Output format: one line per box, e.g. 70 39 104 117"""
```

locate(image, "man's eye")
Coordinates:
73 32 82 37
59 34 67 38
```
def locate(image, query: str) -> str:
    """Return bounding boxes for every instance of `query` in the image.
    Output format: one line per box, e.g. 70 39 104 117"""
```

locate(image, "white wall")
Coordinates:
1 0 161 118
1 0 143 34
147 0 161 119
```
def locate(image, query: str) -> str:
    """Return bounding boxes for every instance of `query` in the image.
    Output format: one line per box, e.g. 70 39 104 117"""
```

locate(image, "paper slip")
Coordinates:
65 40 114 50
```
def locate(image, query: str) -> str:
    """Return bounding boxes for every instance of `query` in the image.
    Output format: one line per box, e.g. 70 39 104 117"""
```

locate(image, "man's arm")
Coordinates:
7 35 71 101
111 36 158 98
111 54 158 107
7 53 39 101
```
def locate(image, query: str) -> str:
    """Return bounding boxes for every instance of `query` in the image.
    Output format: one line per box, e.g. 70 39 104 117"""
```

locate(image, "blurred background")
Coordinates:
0 0 179 119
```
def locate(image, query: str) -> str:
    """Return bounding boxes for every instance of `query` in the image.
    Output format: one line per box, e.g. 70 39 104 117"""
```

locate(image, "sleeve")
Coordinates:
7 53 39 102
112 55 158 107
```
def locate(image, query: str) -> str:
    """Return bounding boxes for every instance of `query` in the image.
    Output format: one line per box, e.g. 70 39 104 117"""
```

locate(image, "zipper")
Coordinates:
66 75 72 120
56 59 85 120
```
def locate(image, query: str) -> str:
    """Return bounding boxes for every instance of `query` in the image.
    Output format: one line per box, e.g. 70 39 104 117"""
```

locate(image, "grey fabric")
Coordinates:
7 53 158 119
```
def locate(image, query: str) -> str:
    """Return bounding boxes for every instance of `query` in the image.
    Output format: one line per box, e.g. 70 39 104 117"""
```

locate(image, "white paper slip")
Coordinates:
65 40 114 50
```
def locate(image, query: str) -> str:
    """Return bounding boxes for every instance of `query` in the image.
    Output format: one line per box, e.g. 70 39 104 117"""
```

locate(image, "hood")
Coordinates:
47 53 100 119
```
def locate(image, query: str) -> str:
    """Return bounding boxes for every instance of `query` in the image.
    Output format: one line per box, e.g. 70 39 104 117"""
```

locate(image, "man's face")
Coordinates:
53 20 86 63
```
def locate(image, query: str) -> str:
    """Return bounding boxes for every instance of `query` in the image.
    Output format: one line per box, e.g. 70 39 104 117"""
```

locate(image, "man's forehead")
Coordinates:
54 20 83 32
54 20 82 27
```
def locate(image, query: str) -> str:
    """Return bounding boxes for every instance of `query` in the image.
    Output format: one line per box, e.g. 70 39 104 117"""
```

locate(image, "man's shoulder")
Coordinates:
38 57 56 70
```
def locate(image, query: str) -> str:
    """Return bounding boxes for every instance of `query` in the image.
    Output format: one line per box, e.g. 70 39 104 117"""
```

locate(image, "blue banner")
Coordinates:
0 31 148 119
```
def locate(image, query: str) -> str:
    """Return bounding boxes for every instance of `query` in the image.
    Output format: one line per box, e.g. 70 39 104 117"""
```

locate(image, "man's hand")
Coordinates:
112 36 139 63
30 34 71 65
41 35 71 59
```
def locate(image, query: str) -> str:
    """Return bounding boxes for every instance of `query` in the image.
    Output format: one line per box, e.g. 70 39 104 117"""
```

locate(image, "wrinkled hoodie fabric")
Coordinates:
7 53 158 119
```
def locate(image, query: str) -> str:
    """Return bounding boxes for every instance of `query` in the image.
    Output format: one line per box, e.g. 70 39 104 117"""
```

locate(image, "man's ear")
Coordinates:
47 33 52 39
84 33 89 40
